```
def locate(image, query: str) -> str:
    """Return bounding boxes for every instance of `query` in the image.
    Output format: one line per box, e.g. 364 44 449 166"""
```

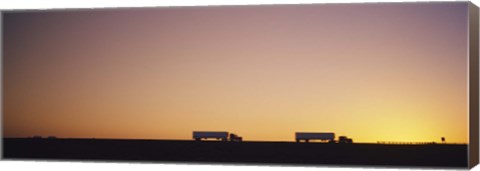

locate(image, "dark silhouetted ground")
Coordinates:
2 138 467 168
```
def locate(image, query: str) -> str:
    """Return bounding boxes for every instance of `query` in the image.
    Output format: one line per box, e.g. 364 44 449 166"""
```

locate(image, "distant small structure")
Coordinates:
377 141 437 145
441 137 445 143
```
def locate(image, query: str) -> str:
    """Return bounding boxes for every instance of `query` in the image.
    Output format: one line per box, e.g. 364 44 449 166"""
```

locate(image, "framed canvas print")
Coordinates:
1 1 479 170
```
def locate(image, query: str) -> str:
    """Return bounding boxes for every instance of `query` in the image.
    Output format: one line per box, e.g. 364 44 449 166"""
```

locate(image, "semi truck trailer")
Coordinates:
295 132 353 143
193 131 242 142
295 132 335 143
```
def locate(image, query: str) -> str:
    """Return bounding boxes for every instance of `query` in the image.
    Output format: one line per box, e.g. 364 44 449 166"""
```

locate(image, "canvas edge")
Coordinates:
0 2 476 169
0 10 4 160
468 1 479 170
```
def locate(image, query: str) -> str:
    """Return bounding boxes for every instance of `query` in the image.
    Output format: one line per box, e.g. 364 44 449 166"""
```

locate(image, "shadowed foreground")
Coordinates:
3 138 467 168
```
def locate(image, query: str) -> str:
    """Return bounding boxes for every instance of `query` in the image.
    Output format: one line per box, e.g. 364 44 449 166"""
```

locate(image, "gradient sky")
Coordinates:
3 2 469 143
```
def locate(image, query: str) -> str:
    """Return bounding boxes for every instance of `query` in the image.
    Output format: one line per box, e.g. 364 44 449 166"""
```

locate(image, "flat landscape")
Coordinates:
3 138 467 168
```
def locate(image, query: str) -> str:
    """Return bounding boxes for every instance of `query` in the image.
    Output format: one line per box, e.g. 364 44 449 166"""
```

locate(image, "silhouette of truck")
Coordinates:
295 132 353 143
229 133 243 142
338 136 353 143
193 131 243 142
296 132 335 143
